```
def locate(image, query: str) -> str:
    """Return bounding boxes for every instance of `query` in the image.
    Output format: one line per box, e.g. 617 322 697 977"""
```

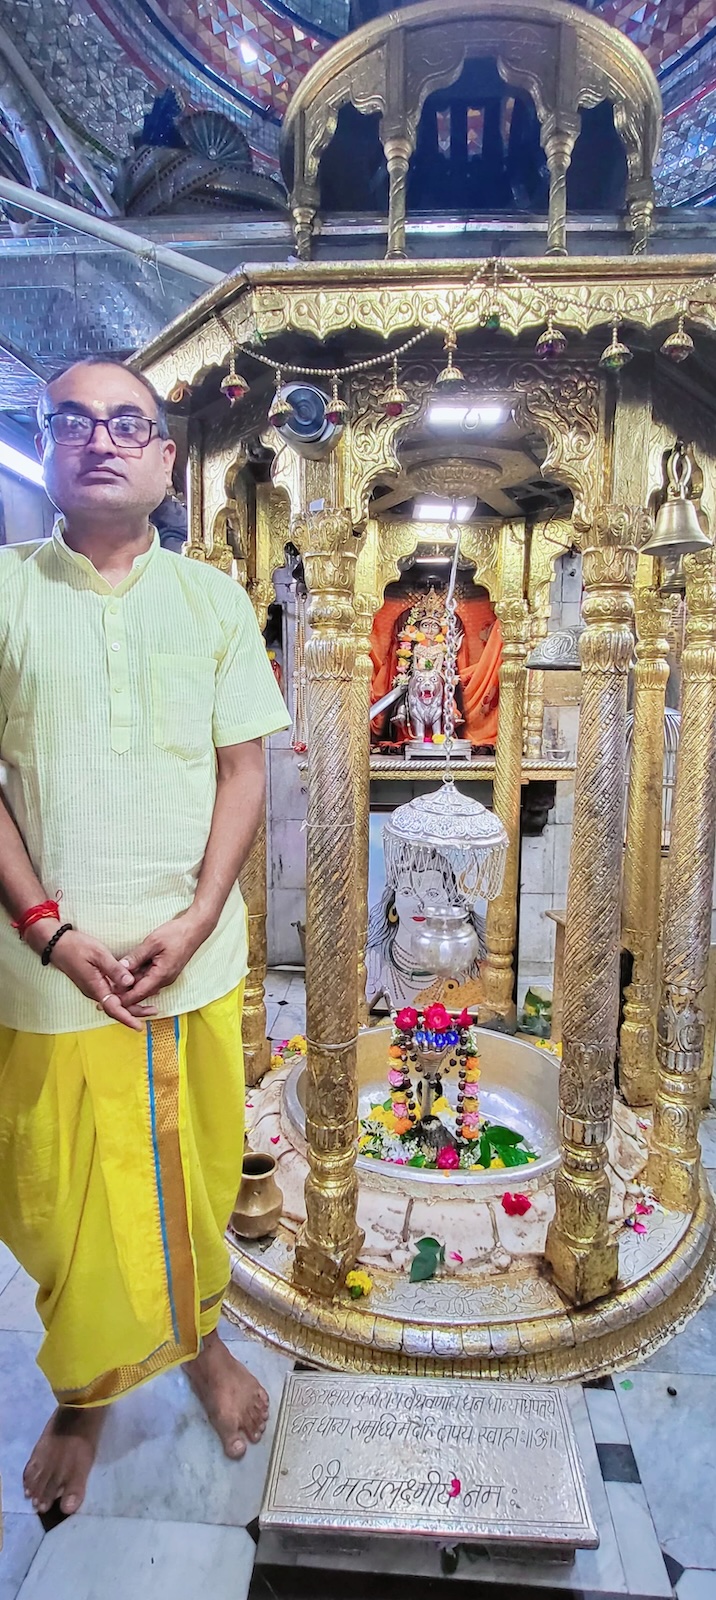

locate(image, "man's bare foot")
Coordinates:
23 1406 105 1516
185 1330 269 1460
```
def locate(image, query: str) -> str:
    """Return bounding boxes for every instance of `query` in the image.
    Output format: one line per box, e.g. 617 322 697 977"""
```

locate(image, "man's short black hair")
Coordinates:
37 355 170 439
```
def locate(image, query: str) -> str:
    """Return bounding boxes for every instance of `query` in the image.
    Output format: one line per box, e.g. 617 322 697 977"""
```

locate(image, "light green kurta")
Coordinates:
0 524 289 1032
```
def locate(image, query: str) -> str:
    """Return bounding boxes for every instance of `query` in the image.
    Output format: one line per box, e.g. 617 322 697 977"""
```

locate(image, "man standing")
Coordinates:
0 358 289 1517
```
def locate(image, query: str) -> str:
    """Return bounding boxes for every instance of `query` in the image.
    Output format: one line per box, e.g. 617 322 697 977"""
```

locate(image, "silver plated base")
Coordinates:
282 1024 560 1191
404 739 472 761
260 1372 598 1552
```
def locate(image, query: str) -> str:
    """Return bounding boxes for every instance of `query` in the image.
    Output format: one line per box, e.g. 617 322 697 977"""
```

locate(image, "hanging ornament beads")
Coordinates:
383 355 408 418
220 355 249 405
326 373 349 425
455 1043 482 1143
660 312 694 364
535 315 567 360
268 369 292 425
436 330 465 390
386 1035 418 1134
600 323 633 372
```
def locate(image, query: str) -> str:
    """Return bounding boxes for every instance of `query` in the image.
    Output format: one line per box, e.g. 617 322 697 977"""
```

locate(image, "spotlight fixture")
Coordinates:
427 402 505 429
0 438 44 486
413 496 477 522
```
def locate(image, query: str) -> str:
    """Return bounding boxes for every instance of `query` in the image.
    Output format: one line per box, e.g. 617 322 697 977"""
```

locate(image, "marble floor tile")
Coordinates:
264 1003 281 1039
82 1337 293 1526
583 1386 630 1444
0 1268 43 1334
699 1110 716 1167
604 1482 672 1597
615 1372 716 1570
0 1515 45 1600
0 1331 54 1514
15 1516 256 1600
676 1571 716 1600
264 973 292 1006
268 1007 305 1043
0 1243 20 1298
635 1293 716 1377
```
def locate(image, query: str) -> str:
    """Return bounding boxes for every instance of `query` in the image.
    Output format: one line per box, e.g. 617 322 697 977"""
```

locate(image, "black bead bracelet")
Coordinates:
41 923 74 966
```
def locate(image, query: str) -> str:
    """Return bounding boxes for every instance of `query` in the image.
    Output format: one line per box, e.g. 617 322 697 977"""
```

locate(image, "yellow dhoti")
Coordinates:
0 984 244 1405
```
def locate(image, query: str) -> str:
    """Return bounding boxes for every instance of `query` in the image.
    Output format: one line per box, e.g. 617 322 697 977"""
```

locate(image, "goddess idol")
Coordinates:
369 579 502 749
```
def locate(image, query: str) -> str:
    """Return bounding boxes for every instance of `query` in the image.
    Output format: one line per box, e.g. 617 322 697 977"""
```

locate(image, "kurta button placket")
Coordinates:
104 597 131 754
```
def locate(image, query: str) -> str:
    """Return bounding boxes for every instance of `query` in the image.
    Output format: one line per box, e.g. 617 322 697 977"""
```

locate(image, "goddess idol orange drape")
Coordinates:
369 593 502 747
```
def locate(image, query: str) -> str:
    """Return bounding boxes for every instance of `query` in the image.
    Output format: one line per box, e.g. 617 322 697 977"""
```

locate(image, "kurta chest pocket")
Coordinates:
150 653 217 760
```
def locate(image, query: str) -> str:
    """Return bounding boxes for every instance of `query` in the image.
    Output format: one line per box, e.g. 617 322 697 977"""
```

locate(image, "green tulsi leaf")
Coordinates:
410 1252 439 1282
485 1125 525 1148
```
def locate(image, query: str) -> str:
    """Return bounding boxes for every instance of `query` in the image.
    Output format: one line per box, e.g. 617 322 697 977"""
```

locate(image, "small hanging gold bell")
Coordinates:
660 313 694 364
268 368 292 425
643 443 712 559
436 329 465 389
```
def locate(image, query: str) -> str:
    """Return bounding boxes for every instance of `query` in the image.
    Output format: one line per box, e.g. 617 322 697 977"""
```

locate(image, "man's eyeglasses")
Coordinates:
43 412 160 448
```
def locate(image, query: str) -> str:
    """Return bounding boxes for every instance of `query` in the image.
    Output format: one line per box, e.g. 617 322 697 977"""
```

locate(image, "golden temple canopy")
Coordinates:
281 0 662 259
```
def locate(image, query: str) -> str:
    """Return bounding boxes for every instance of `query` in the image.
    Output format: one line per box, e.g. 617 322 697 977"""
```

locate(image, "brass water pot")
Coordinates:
231 1151 283 1239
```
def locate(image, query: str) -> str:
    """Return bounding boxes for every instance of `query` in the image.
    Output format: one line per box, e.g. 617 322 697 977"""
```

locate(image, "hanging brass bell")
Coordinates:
642 444 712 559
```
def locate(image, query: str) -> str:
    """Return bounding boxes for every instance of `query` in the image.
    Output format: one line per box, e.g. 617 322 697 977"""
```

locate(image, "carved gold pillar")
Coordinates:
525 631 547 759
353 591 379 1024
542 118 579 257
381 28 410 261
626 181 655 255
545 507 641 1304
479 599 529 1031
620 586 675 1106
239 812 270 1087
290 109 319 261
240 576 276 1087
384 137 411 260
646 552 716 1212
291 507 364 1294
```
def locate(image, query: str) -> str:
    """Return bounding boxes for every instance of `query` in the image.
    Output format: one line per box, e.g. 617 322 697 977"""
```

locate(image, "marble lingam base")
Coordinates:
228 1025 716 1379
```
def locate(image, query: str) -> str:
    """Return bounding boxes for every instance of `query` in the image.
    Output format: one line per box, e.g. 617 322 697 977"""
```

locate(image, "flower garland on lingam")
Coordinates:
359 1002 538 1173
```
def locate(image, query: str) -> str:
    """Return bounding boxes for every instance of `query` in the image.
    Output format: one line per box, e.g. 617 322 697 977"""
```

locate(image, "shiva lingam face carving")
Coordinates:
366 873 486 1013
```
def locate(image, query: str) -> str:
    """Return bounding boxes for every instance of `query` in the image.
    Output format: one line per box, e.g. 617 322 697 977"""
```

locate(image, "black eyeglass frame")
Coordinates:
42 413 161 448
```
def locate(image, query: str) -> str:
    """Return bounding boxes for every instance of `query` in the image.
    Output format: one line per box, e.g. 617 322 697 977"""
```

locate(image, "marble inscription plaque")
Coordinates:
261 1374 598 1548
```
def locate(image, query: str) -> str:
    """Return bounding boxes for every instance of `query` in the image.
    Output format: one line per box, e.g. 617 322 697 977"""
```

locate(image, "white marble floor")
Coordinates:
1 978 715 1600
264 968 306 1046
0 1247 294 1599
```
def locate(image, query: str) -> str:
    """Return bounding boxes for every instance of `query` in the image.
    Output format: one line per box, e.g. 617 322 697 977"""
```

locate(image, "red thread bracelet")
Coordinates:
12 899 62 940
